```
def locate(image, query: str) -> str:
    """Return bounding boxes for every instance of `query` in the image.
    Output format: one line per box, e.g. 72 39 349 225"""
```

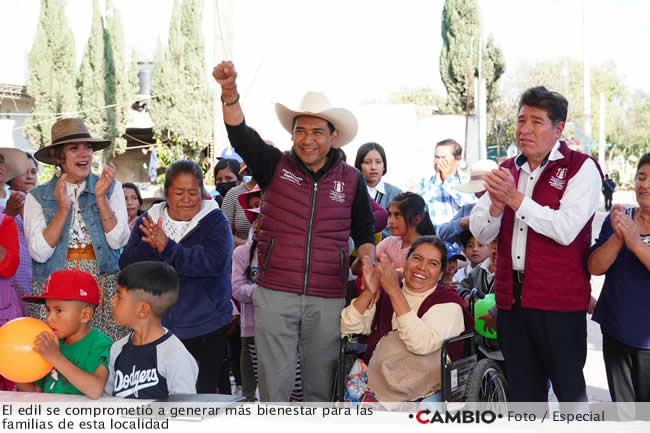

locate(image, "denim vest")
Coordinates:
31 174 119 282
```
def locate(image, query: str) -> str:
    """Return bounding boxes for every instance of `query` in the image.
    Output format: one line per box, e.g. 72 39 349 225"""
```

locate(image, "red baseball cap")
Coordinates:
22 269 100 306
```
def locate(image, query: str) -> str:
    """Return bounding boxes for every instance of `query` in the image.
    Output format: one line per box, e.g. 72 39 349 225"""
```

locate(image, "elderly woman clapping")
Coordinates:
25 118 130 340
119 159 234 394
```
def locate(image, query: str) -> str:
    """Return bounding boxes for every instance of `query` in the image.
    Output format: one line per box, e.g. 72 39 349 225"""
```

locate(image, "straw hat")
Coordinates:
275 91 358 147
34 118 110 165
0 148 30 181
367 331 441 402
455 159 499 194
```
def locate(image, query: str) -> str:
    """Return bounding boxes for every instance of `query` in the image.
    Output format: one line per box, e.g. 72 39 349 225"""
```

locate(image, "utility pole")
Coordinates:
464 37 474 161
583 0 592 156
599 92 606 171
212 0 233 166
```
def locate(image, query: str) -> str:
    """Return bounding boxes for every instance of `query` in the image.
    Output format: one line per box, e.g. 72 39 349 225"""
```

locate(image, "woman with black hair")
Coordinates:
120 159 233 393
352 192 434 274
355 142 402 238
212 158 243 207
122 182 143 231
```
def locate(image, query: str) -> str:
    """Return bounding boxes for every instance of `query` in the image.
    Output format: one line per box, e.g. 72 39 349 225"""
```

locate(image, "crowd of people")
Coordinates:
0 61 647 405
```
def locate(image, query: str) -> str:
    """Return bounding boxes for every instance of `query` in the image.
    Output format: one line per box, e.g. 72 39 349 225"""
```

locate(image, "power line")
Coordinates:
11 82 202 132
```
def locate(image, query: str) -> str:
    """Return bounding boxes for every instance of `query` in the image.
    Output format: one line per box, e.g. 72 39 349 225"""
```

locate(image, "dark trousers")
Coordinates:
604 193 613 211
497 280 587 402
603 333 650 402
181 325 229 394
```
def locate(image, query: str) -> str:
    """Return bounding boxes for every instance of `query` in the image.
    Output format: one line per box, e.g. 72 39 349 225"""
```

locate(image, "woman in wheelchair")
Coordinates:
340 236 473 402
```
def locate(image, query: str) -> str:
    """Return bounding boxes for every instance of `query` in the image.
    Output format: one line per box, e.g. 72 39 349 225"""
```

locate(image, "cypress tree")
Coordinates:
439 0 481 114
149 0 212 160
77 0 107 142
104 0 133 156
483 34 506 112
24 0 77 150
439 0 506 114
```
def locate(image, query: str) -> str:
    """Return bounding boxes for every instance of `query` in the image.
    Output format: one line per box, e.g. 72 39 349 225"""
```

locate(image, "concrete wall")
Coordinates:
340 104 479 192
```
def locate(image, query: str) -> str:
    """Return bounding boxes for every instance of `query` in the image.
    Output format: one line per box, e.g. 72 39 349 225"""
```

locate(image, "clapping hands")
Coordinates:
610 205 641 251
140 214 169 254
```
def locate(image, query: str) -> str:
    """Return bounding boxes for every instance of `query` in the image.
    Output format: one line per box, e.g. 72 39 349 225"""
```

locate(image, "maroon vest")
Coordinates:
257 152 359 298
495 141 603 311
362 284 474 364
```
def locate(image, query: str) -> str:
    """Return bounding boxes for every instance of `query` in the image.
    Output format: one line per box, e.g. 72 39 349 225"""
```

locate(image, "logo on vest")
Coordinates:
114 365 160 398
549 167 568 190
280 169 303 186
329 181 345 203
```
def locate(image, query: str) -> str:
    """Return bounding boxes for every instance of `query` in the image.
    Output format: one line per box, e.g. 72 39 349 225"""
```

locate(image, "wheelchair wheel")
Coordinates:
465 358 508 403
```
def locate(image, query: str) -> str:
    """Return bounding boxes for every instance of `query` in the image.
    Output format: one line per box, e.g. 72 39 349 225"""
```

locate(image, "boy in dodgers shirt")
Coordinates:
105 261 198 398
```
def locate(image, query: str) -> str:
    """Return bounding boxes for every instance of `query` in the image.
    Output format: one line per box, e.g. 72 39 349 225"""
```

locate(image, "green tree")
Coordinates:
439 0 505 115
128 49 140 98
149 0 212 161
483 34 506 111
77 0 107 143
24 0 77 151
439 0 480 113
495 57 650 184
103 0 134 156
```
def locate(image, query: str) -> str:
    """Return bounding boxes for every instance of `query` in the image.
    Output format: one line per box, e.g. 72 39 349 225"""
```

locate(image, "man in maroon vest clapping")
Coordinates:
212 61 376 402
469 87 603 402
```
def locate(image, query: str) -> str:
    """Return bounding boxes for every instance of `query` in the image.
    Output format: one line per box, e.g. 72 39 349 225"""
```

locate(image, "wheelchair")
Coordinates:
332 289 509 404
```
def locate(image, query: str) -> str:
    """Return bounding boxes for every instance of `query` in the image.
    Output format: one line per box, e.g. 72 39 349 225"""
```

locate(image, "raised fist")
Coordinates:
212 61 238 89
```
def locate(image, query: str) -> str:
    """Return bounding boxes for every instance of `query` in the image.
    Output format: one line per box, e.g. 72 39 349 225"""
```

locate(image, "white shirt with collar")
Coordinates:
469 141 601 271
367 179 386 203
25 180 130 263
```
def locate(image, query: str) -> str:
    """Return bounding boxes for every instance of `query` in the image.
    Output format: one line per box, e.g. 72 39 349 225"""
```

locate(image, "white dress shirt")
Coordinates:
469 141 601 271
367 179 386 203
25 179 130 263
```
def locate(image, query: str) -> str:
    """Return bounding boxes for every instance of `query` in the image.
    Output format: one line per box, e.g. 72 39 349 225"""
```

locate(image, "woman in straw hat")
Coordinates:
5 151 38 314
24 118 130 340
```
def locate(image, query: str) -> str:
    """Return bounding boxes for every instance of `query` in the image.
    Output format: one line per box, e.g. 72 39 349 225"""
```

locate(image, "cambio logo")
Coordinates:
410 409 497 424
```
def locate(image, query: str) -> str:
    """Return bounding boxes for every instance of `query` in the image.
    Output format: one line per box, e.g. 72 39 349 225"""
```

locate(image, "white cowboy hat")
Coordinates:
455 159 499 194
0 148 30 181
35 118 110 165
275 91 358 147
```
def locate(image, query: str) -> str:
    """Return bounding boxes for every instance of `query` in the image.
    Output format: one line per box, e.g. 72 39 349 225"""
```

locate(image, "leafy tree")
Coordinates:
439 0 506 115
77 0 106 143
439 0 480 114
149 0 212 161
103 0 134 156
24 0 77 151
483 34 506 111
495 57 649 183
128 49 140 97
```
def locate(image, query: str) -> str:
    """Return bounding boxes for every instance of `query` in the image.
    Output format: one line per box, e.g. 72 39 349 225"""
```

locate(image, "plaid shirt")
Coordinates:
417 171 476 229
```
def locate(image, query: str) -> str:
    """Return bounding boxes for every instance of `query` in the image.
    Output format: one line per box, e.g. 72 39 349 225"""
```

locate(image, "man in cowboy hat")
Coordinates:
213 61 376 402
